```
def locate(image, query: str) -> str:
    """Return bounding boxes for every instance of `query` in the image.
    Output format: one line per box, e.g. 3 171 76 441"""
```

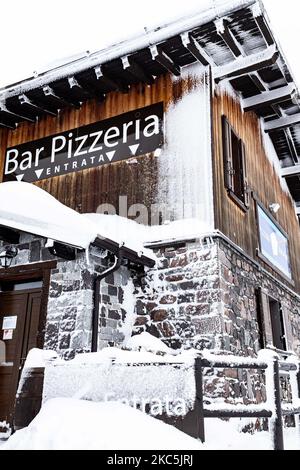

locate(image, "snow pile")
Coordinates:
2 399 299 450
1 399 202 450
16 349 59 399
22 348 58 369
125 332 179 355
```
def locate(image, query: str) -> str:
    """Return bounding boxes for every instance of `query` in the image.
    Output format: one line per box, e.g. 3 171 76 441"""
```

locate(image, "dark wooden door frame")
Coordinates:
0 261 57 349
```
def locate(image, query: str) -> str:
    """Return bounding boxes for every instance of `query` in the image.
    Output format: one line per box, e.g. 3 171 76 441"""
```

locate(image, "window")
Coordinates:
257 289 293 353
256 203 292 280
222 116 250 209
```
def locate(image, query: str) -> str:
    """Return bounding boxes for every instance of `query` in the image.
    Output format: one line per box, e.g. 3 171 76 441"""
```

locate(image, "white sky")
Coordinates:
0 0 299 88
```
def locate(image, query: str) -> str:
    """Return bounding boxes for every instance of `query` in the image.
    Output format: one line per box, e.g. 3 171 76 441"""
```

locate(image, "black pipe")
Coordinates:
91 252 123 353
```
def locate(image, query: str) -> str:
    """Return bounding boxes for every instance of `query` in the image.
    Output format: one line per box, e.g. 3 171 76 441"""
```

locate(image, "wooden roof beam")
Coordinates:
251 3 274 46
0 120 16 130
264 114 300 133
122 56 154 85
68 76 92 99
243 84 296 112
215 18 243 58
284 128 299 164
0 103 36 124
94 65 118 89
180 32 213 67
249 72 267 92
150 45 181 77
281 164 300 178
94 65 129 93
215 46 279 82
19 94 57 117
43 85 81 109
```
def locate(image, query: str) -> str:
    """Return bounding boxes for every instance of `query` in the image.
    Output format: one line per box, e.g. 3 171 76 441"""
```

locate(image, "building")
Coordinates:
0 0 300 430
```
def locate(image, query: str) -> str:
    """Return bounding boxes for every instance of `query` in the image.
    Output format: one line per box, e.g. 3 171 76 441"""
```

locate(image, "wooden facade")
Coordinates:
0 75 198 216
213 89 300 293
0 72 299 292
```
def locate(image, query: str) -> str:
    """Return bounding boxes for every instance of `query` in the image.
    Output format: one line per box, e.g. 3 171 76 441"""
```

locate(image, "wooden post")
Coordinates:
272 358 284 451
194 356 205 443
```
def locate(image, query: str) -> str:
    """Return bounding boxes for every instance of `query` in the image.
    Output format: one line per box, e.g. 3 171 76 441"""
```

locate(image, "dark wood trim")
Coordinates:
0 261 56 350
253 194 289 239
0 261 57 281
256 250 294 287
227 189 249 213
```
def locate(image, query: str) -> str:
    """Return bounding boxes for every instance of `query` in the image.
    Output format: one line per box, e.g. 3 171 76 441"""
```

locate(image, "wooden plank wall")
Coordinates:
213 90 300 293
0 74 196 218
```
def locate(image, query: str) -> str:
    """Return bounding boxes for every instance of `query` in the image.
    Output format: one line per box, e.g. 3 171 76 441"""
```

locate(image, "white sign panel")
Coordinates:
2 316 18 330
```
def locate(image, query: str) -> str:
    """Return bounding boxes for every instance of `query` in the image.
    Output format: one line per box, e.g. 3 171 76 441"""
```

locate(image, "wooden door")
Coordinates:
0 289 42 430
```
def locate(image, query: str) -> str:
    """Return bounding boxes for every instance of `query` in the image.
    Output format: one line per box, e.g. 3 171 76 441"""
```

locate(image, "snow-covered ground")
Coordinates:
0 398 299 450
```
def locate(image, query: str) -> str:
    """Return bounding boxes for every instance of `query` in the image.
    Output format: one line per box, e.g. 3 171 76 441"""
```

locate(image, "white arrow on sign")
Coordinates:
35 169 44 179
16 174 24 182
129 144 140 156
106 151 116 162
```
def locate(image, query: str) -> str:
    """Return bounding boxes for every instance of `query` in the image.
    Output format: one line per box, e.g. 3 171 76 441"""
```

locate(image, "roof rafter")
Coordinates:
215 18 243 58
215 46 279 82
281 164 300 178
150 45 181 76
0 103 36 123
264 114 300 133
180 32 213 67
122 56 154 85
0 120 16 130
251 3 274 46
19 94 57 117
68 76 93 99
243 84 296 112
284 128 299 164
43 85 81 109
94 65 129 93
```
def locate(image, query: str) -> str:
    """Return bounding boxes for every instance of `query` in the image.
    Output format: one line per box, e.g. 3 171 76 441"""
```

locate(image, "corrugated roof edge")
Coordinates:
0 0 256 100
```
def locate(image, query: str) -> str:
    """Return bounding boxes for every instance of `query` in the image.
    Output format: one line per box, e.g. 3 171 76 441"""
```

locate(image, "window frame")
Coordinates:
222 115 250 212
255 198 293 283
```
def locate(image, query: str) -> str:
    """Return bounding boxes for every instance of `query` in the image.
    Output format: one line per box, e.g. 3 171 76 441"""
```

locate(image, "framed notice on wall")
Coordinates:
257 204 292 279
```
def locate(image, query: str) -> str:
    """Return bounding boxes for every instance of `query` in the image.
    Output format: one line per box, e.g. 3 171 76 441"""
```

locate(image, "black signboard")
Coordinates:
3 102 164 183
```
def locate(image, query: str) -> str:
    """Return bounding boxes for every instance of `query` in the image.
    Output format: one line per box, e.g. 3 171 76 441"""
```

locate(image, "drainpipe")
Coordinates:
91 250 123 353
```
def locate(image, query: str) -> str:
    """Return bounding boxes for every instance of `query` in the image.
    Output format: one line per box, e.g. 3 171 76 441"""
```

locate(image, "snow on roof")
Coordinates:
0 183 152 260
0 182 210 259
85 214 211 247
0 0 256 98
0 182 98 249
1 398 202 450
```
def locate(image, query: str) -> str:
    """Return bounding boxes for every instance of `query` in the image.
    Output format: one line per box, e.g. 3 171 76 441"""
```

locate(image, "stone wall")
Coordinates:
0 235 138 359
133 236 300 357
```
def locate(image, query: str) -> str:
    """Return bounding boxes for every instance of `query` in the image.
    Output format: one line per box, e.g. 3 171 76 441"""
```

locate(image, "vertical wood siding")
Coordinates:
0 74 199 219
213 91 300 292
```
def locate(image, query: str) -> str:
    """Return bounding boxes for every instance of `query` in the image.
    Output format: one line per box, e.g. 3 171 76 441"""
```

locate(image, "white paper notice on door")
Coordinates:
2 316 17 330
3 329 13 340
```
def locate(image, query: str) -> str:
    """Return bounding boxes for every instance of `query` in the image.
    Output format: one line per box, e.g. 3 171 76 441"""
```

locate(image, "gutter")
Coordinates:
91 238 155 352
